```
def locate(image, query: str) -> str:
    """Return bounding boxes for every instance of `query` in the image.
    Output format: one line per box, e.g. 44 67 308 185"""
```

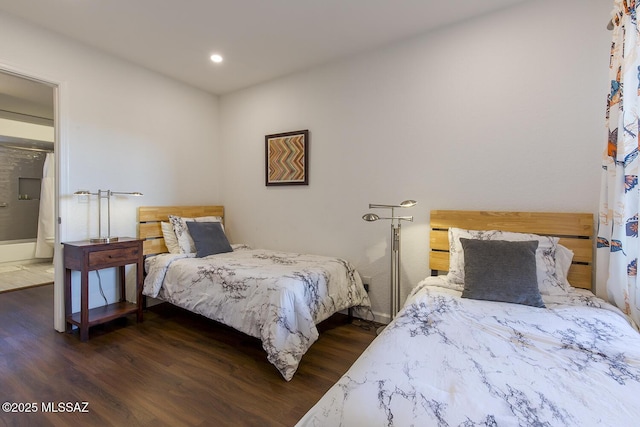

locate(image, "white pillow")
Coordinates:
160 221 181 254
555 244 574 289
447 227 568 295
168 215 224 254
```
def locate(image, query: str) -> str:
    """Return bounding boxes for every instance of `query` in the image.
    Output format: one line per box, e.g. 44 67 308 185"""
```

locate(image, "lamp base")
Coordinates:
90 236 119 243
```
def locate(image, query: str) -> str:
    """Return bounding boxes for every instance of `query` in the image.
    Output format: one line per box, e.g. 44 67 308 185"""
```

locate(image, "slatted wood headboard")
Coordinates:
429 210 594 290
138 205 224 256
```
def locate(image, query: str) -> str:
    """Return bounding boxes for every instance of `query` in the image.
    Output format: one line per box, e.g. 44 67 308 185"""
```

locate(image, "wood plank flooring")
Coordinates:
0 285 379 427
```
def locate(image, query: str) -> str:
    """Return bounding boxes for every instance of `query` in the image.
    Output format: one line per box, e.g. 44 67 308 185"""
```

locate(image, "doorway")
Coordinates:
0 71 56 293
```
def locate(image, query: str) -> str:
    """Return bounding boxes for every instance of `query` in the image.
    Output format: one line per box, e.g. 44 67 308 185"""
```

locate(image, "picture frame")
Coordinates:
265 129 309 186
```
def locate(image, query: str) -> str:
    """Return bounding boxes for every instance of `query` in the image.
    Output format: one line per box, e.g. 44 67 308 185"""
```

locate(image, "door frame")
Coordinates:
0 63 68 332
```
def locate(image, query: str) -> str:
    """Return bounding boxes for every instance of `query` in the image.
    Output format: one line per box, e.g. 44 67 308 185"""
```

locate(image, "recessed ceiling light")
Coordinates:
210 54 223 63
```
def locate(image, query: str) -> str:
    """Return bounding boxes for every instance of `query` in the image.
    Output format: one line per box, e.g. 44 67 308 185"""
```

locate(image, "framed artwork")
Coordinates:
265 129 309 186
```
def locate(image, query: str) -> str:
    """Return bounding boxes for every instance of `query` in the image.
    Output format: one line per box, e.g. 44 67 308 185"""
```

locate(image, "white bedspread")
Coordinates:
297 276 640 426
144 245 371 381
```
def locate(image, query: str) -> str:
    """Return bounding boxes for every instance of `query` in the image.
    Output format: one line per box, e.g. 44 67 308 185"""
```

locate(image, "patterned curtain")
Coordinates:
598 0 640 326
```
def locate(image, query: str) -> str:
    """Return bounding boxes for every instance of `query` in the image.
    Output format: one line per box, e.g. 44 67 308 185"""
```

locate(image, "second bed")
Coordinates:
139 205 371 381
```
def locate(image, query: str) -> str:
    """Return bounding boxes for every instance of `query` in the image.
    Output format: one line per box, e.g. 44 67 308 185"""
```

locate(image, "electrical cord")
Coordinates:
95 270 108 306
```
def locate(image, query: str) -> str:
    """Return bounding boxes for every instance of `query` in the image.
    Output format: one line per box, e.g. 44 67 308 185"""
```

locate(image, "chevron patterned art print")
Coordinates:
265 130 309 186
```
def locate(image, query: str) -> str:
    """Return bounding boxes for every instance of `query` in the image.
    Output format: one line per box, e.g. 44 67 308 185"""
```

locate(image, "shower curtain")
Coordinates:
597 0 640 327
35 152 54 258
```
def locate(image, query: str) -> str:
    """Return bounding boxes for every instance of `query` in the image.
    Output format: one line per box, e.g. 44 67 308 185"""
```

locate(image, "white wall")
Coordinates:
0 12 221 327
220 0 612 321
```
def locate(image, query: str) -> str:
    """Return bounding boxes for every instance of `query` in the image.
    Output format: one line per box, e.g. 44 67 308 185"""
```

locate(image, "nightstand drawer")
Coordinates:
89 246 140 268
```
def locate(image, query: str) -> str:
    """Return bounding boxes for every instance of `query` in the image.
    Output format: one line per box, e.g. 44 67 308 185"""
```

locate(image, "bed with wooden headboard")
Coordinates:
429 210 594 289
137 205 371 381
297 210 640 426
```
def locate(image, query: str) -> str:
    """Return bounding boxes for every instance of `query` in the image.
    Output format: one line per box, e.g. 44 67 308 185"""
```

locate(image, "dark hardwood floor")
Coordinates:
0 285 378 427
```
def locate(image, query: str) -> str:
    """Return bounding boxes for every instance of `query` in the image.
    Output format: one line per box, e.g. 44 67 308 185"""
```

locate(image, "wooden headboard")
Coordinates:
429 210 594 290
138 205 224 256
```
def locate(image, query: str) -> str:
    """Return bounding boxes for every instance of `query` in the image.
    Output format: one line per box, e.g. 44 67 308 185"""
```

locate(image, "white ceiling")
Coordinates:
0 0 530 96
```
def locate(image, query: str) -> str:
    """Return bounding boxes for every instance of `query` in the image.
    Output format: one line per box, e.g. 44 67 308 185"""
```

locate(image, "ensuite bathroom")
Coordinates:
0 71 55 293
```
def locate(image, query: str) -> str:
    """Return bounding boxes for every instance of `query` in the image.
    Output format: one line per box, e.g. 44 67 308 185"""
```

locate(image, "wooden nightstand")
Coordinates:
63 238 143 341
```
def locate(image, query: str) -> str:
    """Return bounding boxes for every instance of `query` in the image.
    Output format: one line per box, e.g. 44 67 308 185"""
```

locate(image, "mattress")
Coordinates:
144 245 371 380
297 276 640 426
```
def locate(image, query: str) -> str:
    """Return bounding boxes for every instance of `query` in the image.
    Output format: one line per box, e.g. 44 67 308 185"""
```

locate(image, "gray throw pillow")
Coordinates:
186 221 233 258
460 238 545 308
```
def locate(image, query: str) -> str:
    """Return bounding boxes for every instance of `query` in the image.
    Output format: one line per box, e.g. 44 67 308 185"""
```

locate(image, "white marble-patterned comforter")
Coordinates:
297 276 640 426
143 245 371 381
